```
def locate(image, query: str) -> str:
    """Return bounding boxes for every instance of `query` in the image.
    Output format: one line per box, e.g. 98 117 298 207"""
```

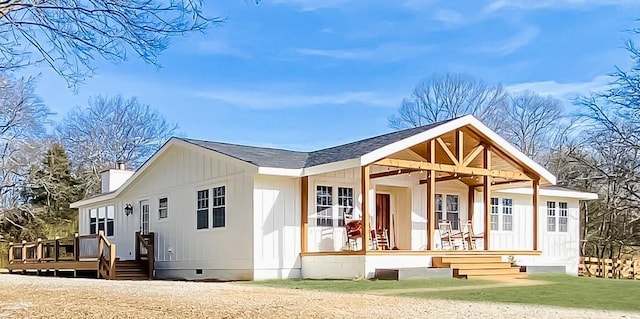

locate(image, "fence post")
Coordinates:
97 231 104 279
74 233 80 261
135 231 140 262
149 232 155 279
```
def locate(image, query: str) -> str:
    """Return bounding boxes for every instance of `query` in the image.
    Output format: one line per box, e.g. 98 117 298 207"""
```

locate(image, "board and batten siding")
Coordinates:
83 143 256 280
252 175 301 279
306 168 362 252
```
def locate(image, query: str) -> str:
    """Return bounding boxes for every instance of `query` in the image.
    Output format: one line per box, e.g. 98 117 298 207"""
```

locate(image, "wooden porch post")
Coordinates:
483 148 492 250
426 170 436 250
468 187 475 222
361 165 370 252
426 139 436 250
300 176 309 254
532 179 539 251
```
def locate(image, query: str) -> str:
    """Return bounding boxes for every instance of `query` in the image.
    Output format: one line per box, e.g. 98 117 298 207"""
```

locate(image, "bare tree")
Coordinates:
0 1 219 85
58 95 177 196
502 91 567 160
388 73 508 131
0 75 50 237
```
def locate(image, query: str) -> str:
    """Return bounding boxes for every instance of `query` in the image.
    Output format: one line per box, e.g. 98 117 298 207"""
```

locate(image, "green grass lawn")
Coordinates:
407 274 640 312
252 274 640 312
252 277 491 293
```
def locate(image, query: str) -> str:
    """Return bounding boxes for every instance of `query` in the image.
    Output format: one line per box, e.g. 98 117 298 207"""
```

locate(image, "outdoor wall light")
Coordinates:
124 203 134 216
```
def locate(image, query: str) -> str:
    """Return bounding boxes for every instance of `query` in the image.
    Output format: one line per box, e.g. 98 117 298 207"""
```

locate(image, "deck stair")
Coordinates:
432 255 525 279
114 260 149 280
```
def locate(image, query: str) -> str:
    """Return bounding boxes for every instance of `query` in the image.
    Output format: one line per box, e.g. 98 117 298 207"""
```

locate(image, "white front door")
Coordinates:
140 200 150 235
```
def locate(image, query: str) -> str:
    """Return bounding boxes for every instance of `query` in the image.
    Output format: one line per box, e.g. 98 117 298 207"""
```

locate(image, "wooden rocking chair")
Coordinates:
438 221 464 250
461 220 483 250
344 217 362 251
371 229 390 250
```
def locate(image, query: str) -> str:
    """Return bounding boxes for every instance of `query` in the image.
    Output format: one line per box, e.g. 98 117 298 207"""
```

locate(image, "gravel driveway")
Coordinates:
0 275 637 319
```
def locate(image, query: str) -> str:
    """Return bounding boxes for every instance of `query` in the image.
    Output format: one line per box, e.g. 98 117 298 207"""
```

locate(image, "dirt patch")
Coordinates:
0 274 637 319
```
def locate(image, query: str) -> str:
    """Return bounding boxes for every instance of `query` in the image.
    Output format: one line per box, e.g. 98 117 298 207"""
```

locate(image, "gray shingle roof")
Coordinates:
179 118 454 169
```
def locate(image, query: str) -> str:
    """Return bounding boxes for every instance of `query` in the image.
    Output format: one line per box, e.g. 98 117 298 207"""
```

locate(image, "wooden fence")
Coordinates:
579 256 640 279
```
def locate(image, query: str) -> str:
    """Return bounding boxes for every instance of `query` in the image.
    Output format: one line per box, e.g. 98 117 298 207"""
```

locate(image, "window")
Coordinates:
547 201 556 232
502 198 513 231
490 197 499 231
197 190 209 229
434 194 443 228
559 202 568 232
316 186 333 227
212 186 225 228
159 198 168 219
446 195 460 230
88 205 114 236
337 187 353 227
89 208 97 234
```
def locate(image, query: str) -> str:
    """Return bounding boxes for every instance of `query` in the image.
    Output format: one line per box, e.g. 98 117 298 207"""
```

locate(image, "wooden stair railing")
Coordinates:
135 232 155 279
97 230 116 280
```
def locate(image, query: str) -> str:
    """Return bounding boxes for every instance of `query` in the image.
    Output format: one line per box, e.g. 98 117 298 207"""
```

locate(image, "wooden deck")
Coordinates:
6 231 155 280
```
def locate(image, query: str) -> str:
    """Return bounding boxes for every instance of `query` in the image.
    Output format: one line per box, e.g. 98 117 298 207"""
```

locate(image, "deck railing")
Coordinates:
7 232 117 279
135 232 155 279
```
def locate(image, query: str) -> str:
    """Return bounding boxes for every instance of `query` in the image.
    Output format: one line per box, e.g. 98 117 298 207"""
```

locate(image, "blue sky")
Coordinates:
33 0 640 151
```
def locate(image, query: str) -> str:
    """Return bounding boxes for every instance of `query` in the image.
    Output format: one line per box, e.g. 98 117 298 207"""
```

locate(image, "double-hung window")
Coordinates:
337 187 353 227
547 201 556 232
502 198 513 231
446 195 460 230
558 202 568 232
212 186 226 228
197 190 209 229
316 186 333 227
159 198 168 219
490 197 499 230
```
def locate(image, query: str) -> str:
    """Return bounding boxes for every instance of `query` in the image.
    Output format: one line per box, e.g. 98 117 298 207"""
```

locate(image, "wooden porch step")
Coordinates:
449 262 513 270
465 273 528 280
438 256 503 264
457 267 521 276
114 260 149 280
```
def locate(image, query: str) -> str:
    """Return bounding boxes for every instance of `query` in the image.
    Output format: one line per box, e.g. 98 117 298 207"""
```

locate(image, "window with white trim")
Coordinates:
159 197 168 219
316 186 333 227
446 195 460 230
197 189 209 229
435 194 443 227
490 197 499 230
502 198 513 231
212 186 225 228
559 202 568 232
547 201 556 232
88 205 114 236
337 187 353 227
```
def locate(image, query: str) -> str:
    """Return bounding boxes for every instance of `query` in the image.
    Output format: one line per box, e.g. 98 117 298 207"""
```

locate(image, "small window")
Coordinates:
502 198 513 231
490 197 499 231
89 208 97 234
197 189 209 229
337 187 353 227
559 202 568 232
98 207 106 233
159 198 168 219
547 201 556 232
212 186 225 228
106 206 115 236
316 186 333 227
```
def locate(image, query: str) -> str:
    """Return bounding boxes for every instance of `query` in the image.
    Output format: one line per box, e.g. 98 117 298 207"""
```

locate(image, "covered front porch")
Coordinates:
298 122 552 278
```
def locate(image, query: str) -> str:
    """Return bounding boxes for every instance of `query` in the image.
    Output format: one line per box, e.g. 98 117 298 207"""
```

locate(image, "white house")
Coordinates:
70 115 597 281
